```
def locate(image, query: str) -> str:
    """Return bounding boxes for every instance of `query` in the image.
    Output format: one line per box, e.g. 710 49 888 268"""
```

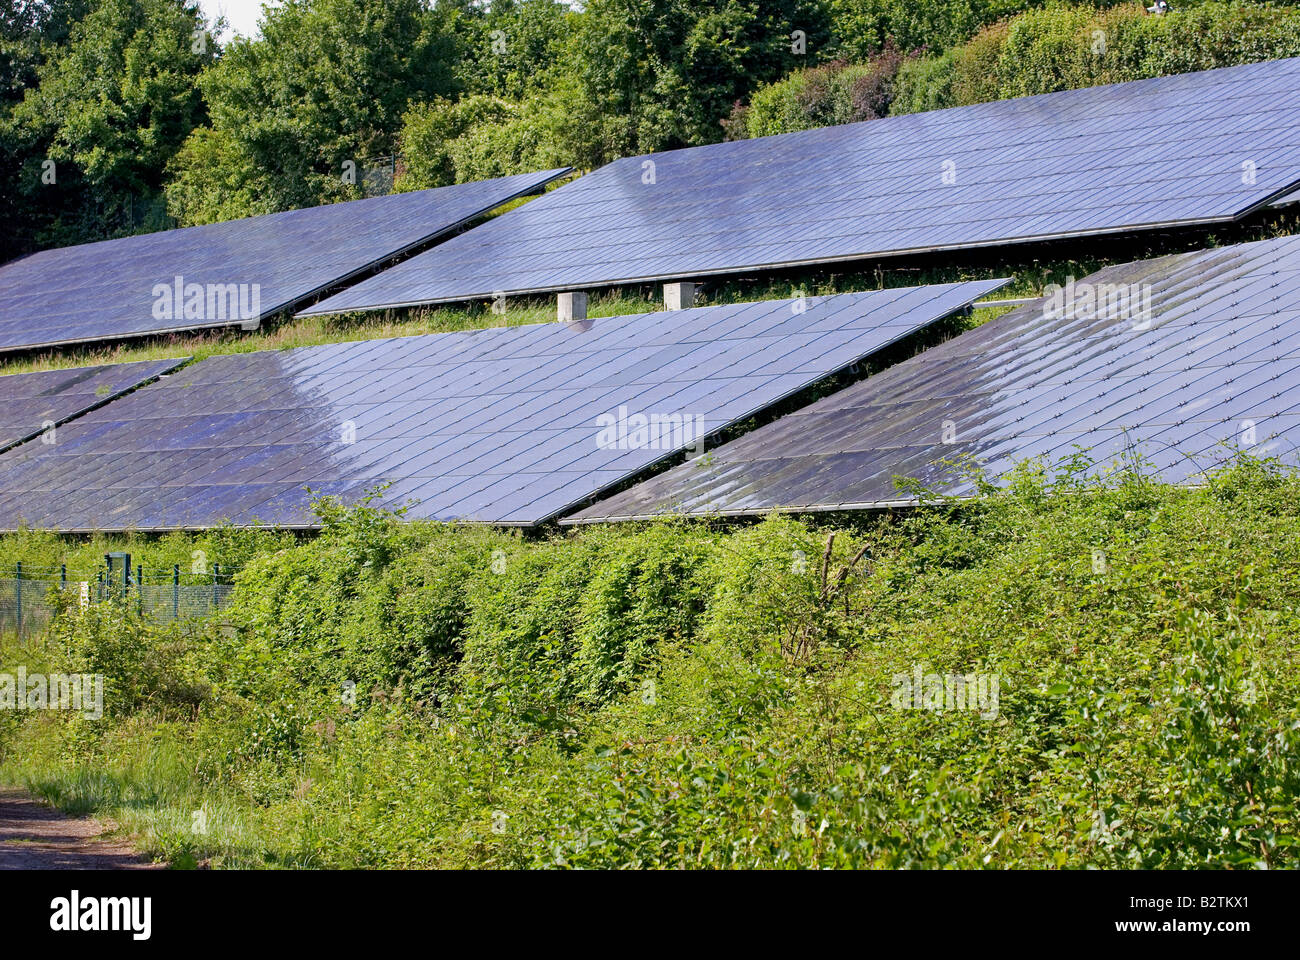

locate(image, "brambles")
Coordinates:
2 455 1296 868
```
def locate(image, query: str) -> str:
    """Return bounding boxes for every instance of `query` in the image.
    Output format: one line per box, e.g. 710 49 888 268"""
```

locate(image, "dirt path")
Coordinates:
0 788 162 870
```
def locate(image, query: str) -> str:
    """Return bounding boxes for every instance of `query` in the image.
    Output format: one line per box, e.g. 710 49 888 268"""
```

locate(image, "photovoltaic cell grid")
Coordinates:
0 168 569 353
304 58 1300 315
0 359 185 452
566 235 1300 522
0 279 1005 531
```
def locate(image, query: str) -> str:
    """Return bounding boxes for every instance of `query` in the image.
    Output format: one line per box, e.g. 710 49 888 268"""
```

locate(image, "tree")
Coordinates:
1 0 93 259
3 0 209 255
161 126 275 226
166 0 461 224
574 0 833 159
456 0 574 102
724 46 909 140
0 0 89 105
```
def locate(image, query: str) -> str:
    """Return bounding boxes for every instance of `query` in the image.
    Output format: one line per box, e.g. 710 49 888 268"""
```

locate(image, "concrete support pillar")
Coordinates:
664 282 697 311
557 291 588 323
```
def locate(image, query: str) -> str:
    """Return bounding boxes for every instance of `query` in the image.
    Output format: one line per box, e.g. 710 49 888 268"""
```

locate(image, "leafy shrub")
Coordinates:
460 523 716 717
572 524 715 699
396 95 517 190
6 458 1300 868
219 496 512 705
49 592 210 719
826 0 1105 60
724 48 910 139
891 1 1300 114
739 3 1300 132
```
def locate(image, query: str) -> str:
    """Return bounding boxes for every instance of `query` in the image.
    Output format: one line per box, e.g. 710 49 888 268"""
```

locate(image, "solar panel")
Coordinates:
302 58 1300 316
566 235 1300 522
0 279 1005 531
0 168 569 353
0 359 185 453
1274 186 1300 207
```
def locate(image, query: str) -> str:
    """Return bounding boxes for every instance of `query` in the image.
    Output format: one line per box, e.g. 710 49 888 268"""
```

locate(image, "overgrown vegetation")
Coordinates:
2 457 1297 868
727 1 1300 137
7 0 1299 261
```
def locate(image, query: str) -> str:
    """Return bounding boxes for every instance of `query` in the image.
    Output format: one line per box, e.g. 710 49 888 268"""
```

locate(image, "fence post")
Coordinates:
173 565 180 621
105 552 131 600
15 562 21 640
137 563 144 615
212 563 220 611
57 564 66 648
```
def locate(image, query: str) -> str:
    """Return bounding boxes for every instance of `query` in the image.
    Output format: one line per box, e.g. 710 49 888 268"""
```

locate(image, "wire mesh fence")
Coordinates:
0 577 60 640
360 154 403 198
0 561 236 642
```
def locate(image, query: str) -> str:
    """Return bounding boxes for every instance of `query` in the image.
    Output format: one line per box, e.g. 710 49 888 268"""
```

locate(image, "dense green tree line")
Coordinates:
1 0 1296 262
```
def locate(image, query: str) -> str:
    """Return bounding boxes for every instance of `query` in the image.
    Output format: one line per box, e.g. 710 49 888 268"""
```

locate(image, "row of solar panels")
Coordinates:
0 279 1006 529
3 58 1300 356
1 57 1299 530
0 231 1298 530
0 168 572 353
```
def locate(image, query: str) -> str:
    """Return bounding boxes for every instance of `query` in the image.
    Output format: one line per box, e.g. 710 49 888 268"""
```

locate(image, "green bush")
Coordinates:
458 523 716 716
397 85 583 188
218 497 513 705
47 592 211 719
396 96 516 190
4 457 1300 868
724 49 909 139
827 0 1105 59
740 3 1300 132
891 1 1300 114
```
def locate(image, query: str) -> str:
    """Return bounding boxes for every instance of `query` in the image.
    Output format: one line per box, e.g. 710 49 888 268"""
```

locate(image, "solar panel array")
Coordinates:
0 168 569 353
566 235 1300 522
304 58 1300 315
0 359 185 453
0 280 1004 531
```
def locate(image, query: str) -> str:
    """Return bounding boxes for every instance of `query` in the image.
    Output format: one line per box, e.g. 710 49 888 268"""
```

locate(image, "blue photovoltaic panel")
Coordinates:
0 168 569 353
304 58 1300 316
0 279 1005 531
0 358 185 452
567 235 1300 522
